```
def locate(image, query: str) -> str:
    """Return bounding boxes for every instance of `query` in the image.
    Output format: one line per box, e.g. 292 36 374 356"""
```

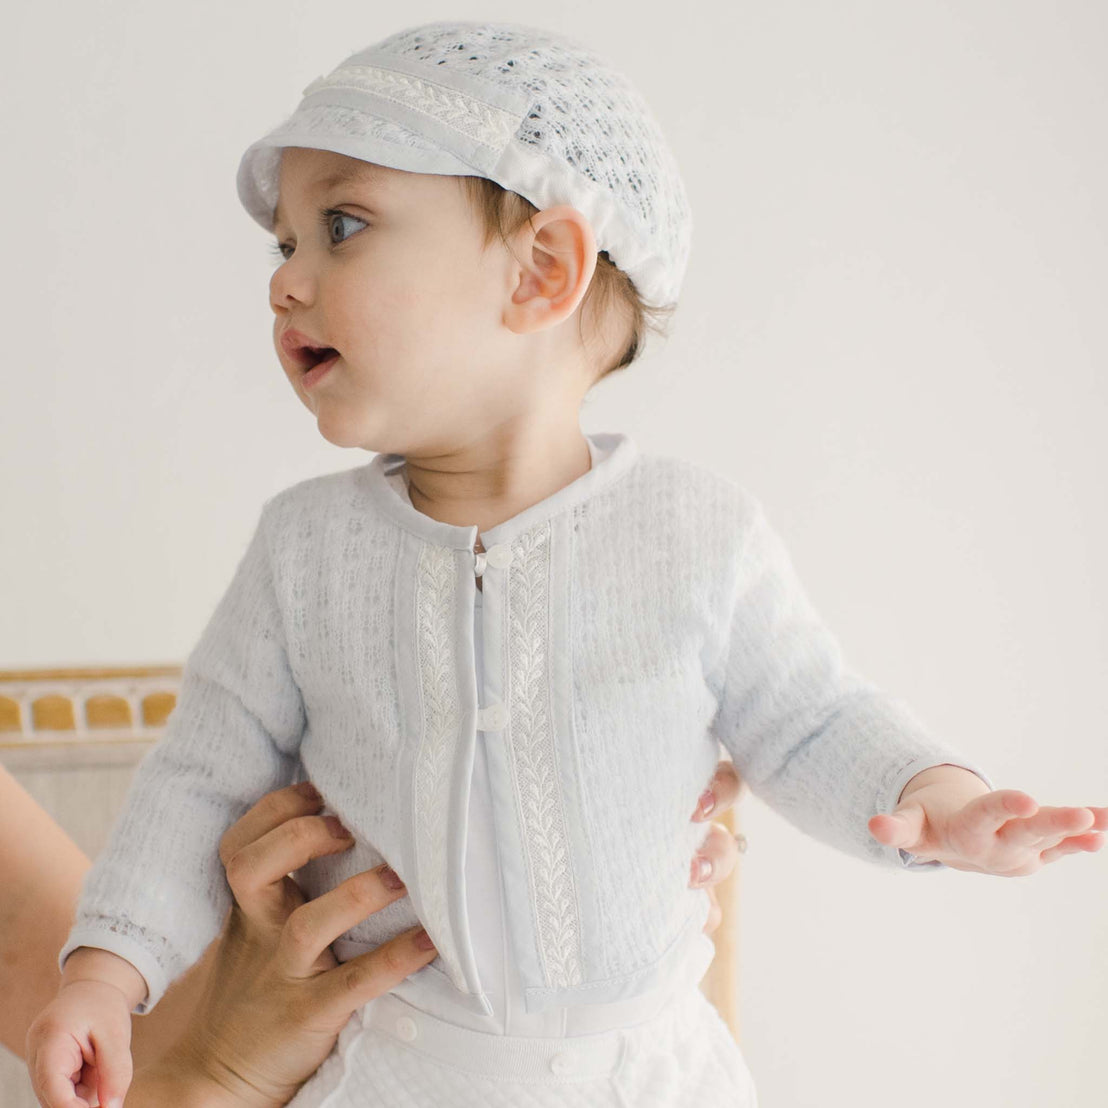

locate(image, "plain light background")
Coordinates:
3 2 1105 1105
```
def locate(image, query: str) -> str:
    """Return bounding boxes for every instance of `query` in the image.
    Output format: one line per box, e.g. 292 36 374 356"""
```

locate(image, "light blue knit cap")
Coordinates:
236 20 693 309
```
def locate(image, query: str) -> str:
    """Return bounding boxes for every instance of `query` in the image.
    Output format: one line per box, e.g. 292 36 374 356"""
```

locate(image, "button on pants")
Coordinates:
288 981 759 1107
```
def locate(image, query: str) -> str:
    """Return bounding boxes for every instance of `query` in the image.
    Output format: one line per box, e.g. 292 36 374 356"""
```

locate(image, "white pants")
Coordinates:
288 981 758 1107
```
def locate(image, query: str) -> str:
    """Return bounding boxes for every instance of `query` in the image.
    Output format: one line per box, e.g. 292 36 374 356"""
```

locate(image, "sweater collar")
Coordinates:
361 431 639 550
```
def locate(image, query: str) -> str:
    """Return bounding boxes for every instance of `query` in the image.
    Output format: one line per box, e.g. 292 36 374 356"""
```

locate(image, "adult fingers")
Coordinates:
693 760 743 821
702 886 723 936
278 865 411 978
691 821 740 887
219 781 326 866
309 926 440 1025
223 812 356 926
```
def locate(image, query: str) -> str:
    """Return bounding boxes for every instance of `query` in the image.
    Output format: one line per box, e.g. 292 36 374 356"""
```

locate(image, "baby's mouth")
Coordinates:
279 328 342 373
302 345 339 369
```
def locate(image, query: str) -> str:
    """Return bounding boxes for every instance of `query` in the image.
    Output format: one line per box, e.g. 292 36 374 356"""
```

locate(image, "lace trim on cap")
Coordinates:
412 543 464 985
506 523 584 988
302 65 521 151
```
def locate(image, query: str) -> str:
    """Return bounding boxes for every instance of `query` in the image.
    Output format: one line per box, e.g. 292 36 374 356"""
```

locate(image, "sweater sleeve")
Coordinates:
59 499 307 1012
707 490 995 872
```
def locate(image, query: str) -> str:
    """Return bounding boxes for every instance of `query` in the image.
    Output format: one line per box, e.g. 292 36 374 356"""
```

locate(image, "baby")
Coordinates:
27 19 1106 1108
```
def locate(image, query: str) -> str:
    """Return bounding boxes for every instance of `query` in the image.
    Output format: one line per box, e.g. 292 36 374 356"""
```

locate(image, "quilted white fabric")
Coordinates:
286 983 758 1107
236 20 693 308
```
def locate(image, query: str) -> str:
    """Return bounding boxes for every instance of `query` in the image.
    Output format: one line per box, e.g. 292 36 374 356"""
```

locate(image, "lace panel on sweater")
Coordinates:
412 543 463 983
506 522 584 988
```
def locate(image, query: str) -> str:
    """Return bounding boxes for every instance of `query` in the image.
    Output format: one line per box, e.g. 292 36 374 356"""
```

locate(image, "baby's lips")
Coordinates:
279 327 338 369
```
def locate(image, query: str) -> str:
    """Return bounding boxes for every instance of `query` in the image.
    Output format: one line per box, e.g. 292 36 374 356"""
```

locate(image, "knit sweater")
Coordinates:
61 431 993 1016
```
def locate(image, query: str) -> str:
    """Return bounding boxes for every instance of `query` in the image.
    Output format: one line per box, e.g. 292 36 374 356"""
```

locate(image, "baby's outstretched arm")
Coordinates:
26 947 147 1108
869 764 1107 876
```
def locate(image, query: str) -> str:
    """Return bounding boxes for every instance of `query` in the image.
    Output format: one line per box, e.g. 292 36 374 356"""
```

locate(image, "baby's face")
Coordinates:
270 147 524 455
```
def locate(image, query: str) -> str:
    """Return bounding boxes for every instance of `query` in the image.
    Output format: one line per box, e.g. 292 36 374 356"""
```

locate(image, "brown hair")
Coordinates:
458 176 676 386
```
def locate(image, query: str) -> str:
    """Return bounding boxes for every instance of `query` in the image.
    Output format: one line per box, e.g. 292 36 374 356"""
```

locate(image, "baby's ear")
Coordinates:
504 206 597 335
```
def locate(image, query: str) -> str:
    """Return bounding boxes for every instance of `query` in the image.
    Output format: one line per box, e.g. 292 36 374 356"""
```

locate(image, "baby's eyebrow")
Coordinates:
273 164 388 230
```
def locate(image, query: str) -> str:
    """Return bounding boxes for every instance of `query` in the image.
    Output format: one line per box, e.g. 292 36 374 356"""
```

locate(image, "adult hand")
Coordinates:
128 761 749 1105
689 759 747 934
128 782 437 1107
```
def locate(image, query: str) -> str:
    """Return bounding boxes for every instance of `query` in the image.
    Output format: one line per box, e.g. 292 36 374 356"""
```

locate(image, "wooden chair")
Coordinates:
0 665 742 1100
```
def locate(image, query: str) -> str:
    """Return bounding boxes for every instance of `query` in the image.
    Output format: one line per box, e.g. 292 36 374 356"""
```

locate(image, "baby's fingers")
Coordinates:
997 805 1096 850
1040 830 1105 865
90 1023 133 1108
29 1032 92 1108
868 805 925 851
959 790 1038 837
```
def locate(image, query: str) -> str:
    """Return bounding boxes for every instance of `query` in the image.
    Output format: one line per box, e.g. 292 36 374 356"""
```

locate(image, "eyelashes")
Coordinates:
269 208 369 263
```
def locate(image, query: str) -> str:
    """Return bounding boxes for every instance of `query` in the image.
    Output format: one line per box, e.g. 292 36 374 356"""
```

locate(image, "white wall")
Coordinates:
3 2 1105 1105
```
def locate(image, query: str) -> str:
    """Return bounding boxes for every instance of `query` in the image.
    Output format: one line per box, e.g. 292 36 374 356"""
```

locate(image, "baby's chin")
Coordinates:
313 409 401 456
323 427 383 453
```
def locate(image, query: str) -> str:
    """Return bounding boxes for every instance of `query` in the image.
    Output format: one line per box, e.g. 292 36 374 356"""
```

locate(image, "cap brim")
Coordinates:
235 106 482 233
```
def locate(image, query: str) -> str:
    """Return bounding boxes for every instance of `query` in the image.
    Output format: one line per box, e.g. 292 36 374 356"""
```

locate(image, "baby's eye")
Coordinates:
320 207 368 247
268 209 369 264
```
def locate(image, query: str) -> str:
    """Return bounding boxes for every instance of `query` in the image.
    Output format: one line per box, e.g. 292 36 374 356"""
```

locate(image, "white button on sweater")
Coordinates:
61 430 993 1020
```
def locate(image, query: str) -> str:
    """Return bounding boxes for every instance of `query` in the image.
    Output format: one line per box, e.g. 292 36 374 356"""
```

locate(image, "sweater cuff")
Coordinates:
880 755 996 872
59 928 164 1014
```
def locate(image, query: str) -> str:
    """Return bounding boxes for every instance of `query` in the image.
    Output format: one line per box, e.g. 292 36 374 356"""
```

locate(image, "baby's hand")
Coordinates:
869 767 1107 876
26 979 134 1108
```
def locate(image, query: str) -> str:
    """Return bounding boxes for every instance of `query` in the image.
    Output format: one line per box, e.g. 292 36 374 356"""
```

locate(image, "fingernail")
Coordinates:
414 927 436 952
298 781 322 801
379 864 406 891
697 789 716 817
691 855 713 884
325 815 353 839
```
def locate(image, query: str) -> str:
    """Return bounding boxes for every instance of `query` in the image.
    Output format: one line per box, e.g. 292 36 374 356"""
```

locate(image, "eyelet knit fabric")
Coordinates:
236 20 693 309
60 431 994 1076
